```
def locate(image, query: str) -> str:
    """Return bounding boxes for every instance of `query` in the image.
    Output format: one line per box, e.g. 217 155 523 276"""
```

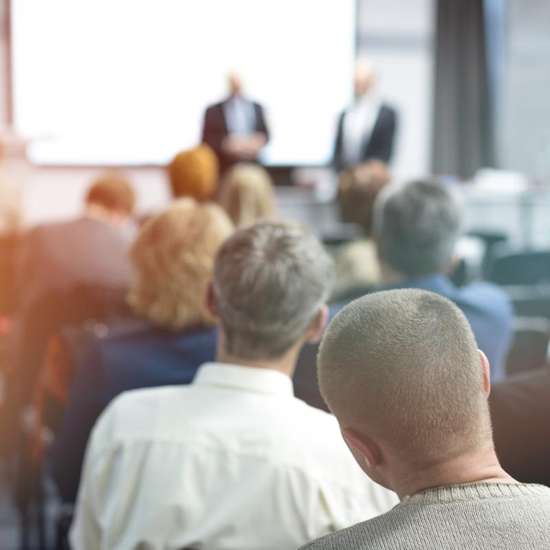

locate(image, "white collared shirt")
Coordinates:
70 363 397 550
224 95 255 136
342 95 381 167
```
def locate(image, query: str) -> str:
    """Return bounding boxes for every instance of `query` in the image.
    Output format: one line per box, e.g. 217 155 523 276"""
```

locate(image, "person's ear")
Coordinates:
206 282 218 319
447 255 461 275
305 306 328 343
479 349 491 397
341 427 382 470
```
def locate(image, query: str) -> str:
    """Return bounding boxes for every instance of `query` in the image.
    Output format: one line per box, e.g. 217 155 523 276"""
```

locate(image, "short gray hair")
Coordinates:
213 221 334 360
374 179 463 277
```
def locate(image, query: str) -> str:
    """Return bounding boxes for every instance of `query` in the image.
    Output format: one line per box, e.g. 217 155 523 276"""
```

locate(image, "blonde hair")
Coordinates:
219 163 276 228
168 145 219 201
128 198 233 329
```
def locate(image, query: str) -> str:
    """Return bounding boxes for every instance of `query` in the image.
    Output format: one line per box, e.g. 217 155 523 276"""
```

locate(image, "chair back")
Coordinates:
488 248 550 286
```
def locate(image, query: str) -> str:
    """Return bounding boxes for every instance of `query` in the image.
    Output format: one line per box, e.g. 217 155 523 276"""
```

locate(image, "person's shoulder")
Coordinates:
26 218 73 239
110 385 187 413
299 518 375 550
294 398 338 424
459 281 513 316
100 385 188 429
205 101 224 113
290 399 356 465
380 102 398 117
94 386 191 440
287 399 342 449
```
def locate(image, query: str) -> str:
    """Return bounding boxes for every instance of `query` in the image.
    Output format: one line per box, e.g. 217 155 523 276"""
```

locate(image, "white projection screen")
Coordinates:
11 0 357 166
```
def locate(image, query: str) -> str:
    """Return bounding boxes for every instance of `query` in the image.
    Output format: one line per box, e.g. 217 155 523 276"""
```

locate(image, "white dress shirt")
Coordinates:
342 95 381 167
223 95 256 136
70 363 397 550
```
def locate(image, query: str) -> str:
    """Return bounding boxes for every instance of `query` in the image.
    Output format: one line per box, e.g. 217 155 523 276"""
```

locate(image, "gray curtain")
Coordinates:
432 0 494 179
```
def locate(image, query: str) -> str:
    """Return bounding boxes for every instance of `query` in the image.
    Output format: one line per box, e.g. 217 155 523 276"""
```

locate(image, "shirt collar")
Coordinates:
193 363 294 397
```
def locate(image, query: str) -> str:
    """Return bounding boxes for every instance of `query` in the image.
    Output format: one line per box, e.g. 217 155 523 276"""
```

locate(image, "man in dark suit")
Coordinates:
10 174 137 410
333 61 398 171
201 72 270 172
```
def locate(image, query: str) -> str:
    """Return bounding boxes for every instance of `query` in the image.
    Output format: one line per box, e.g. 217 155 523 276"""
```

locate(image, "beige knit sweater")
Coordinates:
300 482 550 549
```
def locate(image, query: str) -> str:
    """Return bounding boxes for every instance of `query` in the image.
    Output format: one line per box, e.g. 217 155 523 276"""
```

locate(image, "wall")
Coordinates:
0 0 171 225
358 0 434 180
1 0 435 224
498 0 550 180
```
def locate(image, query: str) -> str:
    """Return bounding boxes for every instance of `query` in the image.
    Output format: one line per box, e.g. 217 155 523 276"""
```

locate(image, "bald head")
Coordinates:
354 60 376 98
228 71 243 96
318 289 492 466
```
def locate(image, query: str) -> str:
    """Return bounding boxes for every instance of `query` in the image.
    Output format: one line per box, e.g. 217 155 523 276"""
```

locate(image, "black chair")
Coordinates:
11 285 130 550
293 341 328 412
466 230 508 278
487 248 550 286
505 317 550 377
502 285 550 319
491 367 550 487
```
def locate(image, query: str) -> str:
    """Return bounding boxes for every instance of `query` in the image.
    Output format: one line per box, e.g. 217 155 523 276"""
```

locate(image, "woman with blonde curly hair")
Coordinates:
129 198 233 329
218 163 276 228
51 199 234 502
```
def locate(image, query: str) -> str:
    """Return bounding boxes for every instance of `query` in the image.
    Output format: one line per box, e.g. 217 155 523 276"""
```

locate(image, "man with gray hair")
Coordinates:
366 179 511 380
302 289 550 550
70 221 396 550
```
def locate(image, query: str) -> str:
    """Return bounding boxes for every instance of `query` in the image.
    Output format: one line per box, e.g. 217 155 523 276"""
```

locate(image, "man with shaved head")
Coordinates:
301 289 550 550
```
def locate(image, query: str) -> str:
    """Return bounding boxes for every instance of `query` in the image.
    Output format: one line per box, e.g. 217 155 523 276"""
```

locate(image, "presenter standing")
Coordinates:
333 61 398 172
201 72 270 173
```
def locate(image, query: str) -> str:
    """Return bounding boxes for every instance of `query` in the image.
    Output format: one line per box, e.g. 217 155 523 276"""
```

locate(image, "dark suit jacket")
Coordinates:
11 217 134 406
490 367 550 487
17 216 134 309
51 319 218 502
201 98 270 171
332 103 397 171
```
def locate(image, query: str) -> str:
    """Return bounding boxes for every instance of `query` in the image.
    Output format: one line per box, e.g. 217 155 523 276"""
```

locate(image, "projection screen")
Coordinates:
11 0 357 166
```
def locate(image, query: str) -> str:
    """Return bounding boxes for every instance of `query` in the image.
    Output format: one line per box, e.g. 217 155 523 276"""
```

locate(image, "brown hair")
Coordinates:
85 172 136 216
338 160 391 235
168 145 219 201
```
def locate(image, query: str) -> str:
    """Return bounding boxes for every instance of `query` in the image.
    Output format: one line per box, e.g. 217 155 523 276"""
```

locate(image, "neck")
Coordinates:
379 263 406 285
392 443 516 499
85 204 126 226
216 337 301 378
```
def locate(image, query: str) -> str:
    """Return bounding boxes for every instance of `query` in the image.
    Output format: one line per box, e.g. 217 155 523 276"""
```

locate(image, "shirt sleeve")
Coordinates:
69 404 117 550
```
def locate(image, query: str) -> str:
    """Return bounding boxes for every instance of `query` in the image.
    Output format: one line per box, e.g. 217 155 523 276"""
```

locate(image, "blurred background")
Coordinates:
2 1 550 548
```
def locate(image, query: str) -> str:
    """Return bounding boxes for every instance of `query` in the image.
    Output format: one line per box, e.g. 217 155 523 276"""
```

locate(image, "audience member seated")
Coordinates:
302 289 550 550
332 160 391 298
218 162 276 227
70 221 397 550
50 199 233 503
9 173 137 412
168 144 219 201
490 367 550 487
342 179 512 381
0 173 22 315
0 171 22 236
